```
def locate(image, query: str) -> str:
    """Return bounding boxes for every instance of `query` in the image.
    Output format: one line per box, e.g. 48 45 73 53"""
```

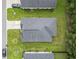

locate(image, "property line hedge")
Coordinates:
66 0 76 59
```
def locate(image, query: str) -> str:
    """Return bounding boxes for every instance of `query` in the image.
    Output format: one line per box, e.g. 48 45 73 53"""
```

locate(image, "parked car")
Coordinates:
2 48 6 57
12 4 21 8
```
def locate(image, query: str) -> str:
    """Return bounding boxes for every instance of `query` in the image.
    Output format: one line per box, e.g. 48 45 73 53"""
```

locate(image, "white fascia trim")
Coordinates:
24 52 52 54
20 7 54 9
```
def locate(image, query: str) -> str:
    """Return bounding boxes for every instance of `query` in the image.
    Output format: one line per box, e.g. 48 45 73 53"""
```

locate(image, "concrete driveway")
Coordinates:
6 21 21 29
6 0 21 8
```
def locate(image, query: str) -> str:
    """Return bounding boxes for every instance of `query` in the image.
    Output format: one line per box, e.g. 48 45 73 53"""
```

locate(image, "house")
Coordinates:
20 0 56 9
23 52 54 59
21 18 57 42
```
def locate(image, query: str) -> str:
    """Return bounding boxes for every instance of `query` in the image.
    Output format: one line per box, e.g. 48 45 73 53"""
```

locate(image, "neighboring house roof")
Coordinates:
20 0 56 9
21 18 57 42
23 52 54 59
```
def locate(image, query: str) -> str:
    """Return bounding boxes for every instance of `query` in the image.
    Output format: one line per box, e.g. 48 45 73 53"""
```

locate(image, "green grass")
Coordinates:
54 53 68 59
7 0 67 59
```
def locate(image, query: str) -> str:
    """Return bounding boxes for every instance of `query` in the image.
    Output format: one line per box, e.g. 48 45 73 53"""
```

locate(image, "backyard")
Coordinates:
7 0 67 59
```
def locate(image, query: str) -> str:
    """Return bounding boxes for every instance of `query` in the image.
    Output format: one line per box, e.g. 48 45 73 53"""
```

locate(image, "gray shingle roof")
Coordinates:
21 18 57 42
21 29 52 42
23 52 54 59
20 0 56 9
